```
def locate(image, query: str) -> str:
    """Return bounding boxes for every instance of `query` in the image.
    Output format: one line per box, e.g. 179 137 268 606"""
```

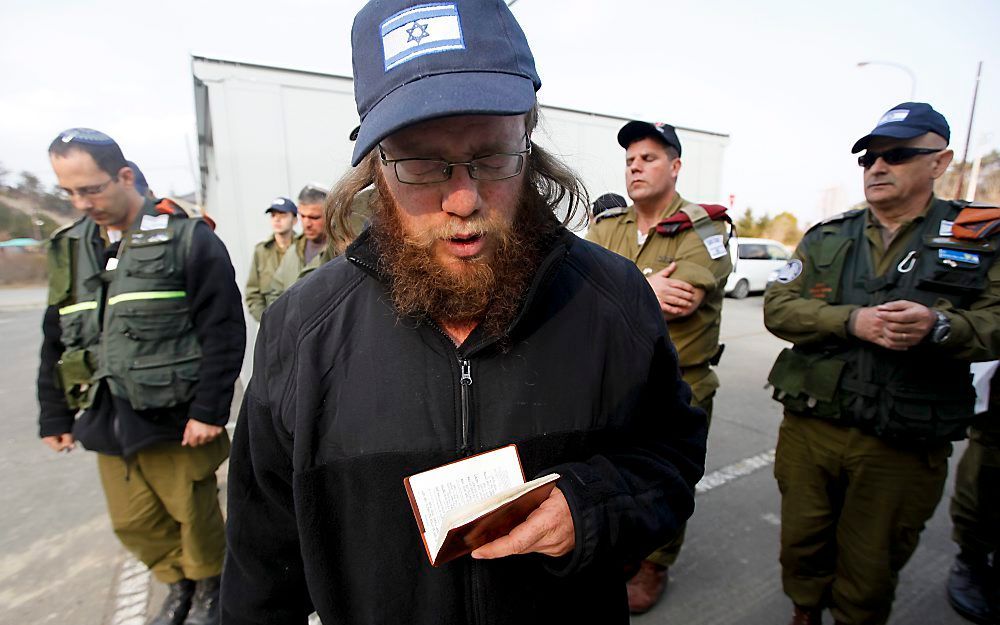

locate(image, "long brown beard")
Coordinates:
369 173 559 340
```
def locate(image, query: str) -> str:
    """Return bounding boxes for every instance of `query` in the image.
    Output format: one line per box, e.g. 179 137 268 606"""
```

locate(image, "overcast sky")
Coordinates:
2 0 998 225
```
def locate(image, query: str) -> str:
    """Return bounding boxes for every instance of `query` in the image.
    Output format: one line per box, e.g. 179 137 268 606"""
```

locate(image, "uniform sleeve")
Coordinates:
763 242 859 345
245 248 265 322
186 223 247 425
37 304 76 437
541 263 707 575
933 259 1000 361
667 222 732 293
222 313 313 624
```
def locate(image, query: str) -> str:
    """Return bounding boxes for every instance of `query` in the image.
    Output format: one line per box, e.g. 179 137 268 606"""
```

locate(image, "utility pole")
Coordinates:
955 61 983 200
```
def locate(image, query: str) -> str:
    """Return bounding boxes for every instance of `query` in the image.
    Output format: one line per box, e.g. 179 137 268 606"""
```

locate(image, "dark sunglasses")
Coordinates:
858 147 943 169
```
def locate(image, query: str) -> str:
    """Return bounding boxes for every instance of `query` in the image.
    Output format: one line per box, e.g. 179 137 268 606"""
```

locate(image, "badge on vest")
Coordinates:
130 230 172 246
939 248 980 267
775 259 803 283
939 220 954 237
140 214 169 231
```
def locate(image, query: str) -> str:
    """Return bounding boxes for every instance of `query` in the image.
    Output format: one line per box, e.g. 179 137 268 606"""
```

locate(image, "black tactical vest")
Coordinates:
768 198 997 445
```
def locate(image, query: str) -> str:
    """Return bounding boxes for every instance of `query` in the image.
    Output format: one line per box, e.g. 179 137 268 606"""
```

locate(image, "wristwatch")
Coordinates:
930 310 951 344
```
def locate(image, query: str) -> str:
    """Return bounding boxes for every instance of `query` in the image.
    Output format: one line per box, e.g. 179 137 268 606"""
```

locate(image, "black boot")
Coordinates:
183 575 220 625
148 579 195 625
947 551 998 625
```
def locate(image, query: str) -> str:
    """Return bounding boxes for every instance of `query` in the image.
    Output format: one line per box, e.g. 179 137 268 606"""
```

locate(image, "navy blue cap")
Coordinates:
348 0 541 166
266 197 298 215
592 192 627 217
56 128 118 146
126 160 149 196
618 121 682 157
852 102 950 153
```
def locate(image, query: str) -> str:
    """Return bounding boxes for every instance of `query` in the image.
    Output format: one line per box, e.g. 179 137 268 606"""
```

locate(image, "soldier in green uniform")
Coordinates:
587 120 732 613
38 129 245 625
244 197 301 321
947 363 1000 624
764 102 1000 625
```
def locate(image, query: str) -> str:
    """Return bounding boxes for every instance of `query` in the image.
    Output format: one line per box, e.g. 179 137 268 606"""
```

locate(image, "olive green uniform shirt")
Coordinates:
587 193 733 402
245 233 302 322
765 196 1000 362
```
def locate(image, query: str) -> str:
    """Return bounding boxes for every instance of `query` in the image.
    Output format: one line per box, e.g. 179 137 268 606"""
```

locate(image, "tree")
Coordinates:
762 212 802 246
18 171 42 197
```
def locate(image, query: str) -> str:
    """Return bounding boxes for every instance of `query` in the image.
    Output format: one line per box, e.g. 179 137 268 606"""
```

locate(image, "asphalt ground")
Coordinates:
0 287 973 625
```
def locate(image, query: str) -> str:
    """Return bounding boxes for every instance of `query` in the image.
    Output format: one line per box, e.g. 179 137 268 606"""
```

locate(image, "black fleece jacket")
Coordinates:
222 228 707 625
36 220 245 456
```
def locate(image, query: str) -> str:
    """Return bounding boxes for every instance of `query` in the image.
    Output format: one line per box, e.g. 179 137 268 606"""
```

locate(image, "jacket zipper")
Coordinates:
460 358 472 452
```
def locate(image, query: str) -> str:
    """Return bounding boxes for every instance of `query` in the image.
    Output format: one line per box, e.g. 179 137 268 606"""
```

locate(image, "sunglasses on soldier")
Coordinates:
857 147 943 169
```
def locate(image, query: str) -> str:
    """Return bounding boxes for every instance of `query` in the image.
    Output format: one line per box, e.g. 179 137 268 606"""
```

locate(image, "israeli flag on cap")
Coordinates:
381 3 465 72
877 109 910 126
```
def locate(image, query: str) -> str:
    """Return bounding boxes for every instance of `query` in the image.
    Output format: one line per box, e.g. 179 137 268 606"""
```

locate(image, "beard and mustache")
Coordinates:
368 172 559 340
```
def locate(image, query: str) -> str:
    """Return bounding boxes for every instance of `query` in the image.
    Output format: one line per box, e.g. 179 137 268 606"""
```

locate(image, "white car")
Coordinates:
724 237 792 299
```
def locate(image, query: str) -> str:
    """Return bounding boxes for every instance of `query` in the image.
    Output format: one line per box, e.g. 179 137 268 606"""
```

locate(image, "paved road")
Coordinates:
0 289 972 624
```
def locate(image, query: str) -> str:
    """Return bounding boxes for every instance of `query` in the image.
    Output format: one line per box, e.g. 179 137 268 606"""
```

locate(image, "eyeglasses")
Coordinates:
378 136 531 185
858 147 943 169
57 176 117 199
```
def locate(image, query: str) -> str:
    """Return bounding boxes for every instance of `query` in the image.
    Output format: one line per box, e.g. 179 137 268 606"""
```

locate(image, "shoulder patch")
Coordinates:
594 206 629 223
775 259 803 283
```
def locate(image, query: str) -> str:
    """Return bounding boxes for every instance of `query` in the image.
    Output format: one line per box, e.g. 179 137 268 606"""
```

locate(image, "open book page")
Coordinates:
407 445 524 547
429 473 561 560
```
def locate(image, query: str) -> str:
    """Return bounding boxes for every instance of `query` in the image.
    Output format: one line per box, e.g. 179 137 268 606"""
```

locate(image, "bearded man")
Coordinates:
221 2 707 624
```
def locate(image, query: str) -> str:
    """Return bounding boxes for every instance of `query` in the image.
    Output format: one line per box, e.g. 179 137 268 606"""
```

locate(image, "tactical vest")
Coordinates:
768 198 997 445
50 204 202 411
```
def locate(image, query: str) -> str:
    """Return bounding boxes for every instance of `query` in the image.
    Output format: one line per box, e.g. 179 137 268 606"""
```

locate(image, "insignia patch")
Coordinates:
939 248 980 266
877 109 910 126
939 219 954 237
775 259 803 283
381 3 465 72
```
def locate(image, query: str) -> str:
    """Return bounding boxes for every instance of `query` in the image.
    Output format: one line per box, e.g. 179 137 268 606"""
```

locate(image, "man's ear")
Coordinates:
671 157 683 178
117 165 135 187
931 149 954 180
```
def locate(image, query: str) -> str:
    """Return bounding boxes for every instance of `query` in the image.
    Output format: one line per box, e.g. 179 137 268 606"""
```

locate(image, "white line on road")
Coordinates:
696 448 776 494
112 556 150 625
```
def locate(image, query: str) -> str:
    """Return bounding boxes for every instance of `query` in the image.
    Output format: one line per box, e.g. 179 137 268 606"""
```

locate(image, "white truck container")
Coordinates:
191 54 729 377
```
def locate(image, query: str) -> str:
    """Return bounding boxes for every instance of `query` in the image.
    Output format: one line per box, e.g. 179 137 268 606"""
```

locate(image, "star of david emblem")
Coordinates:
406 21 430 44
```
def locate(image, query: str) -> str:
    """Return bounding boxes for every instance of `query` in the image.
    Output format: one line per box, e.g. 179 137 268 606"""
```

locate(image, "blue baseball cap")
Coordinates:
266 197 298 215
618 121 683 157
126 161 149 196
852 102 950 153
348 0 541 166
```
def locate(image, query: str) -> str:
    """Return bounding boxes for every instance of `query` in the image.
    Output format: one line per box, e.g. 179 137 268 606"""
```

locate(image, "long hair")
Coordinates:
324 105 590 254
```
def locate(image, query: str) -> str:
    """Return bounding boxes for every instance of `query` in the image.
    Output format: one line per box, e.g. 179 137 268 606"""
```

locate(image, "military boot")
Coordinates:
947 551 998 625
626 560 668 614
148 579 195 625
183 576 220 625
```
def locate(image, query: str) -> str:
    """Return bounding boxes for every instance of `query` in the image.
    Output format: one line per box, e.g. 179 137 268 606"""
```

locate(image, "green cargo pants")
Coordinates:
646 393 713 568
774 413 950 625
97 433 229 584
950 420 1000 555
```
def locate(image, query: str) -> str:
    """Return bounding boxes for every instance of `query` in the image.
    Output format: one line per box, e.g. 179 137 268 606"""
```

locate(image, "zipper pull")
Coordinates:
461 360 472 386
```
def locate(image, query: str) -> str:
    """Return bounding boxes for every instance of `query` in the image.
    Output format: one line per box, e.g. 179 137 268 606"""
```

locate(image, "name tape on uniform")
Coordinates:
140 214 169 231
703 234 728 260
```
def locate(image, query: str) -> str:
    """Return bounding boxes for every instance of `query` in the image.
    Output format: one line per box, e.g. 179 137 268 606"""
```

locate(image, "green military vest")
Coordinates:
768 198 997 444
48 202 202 411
